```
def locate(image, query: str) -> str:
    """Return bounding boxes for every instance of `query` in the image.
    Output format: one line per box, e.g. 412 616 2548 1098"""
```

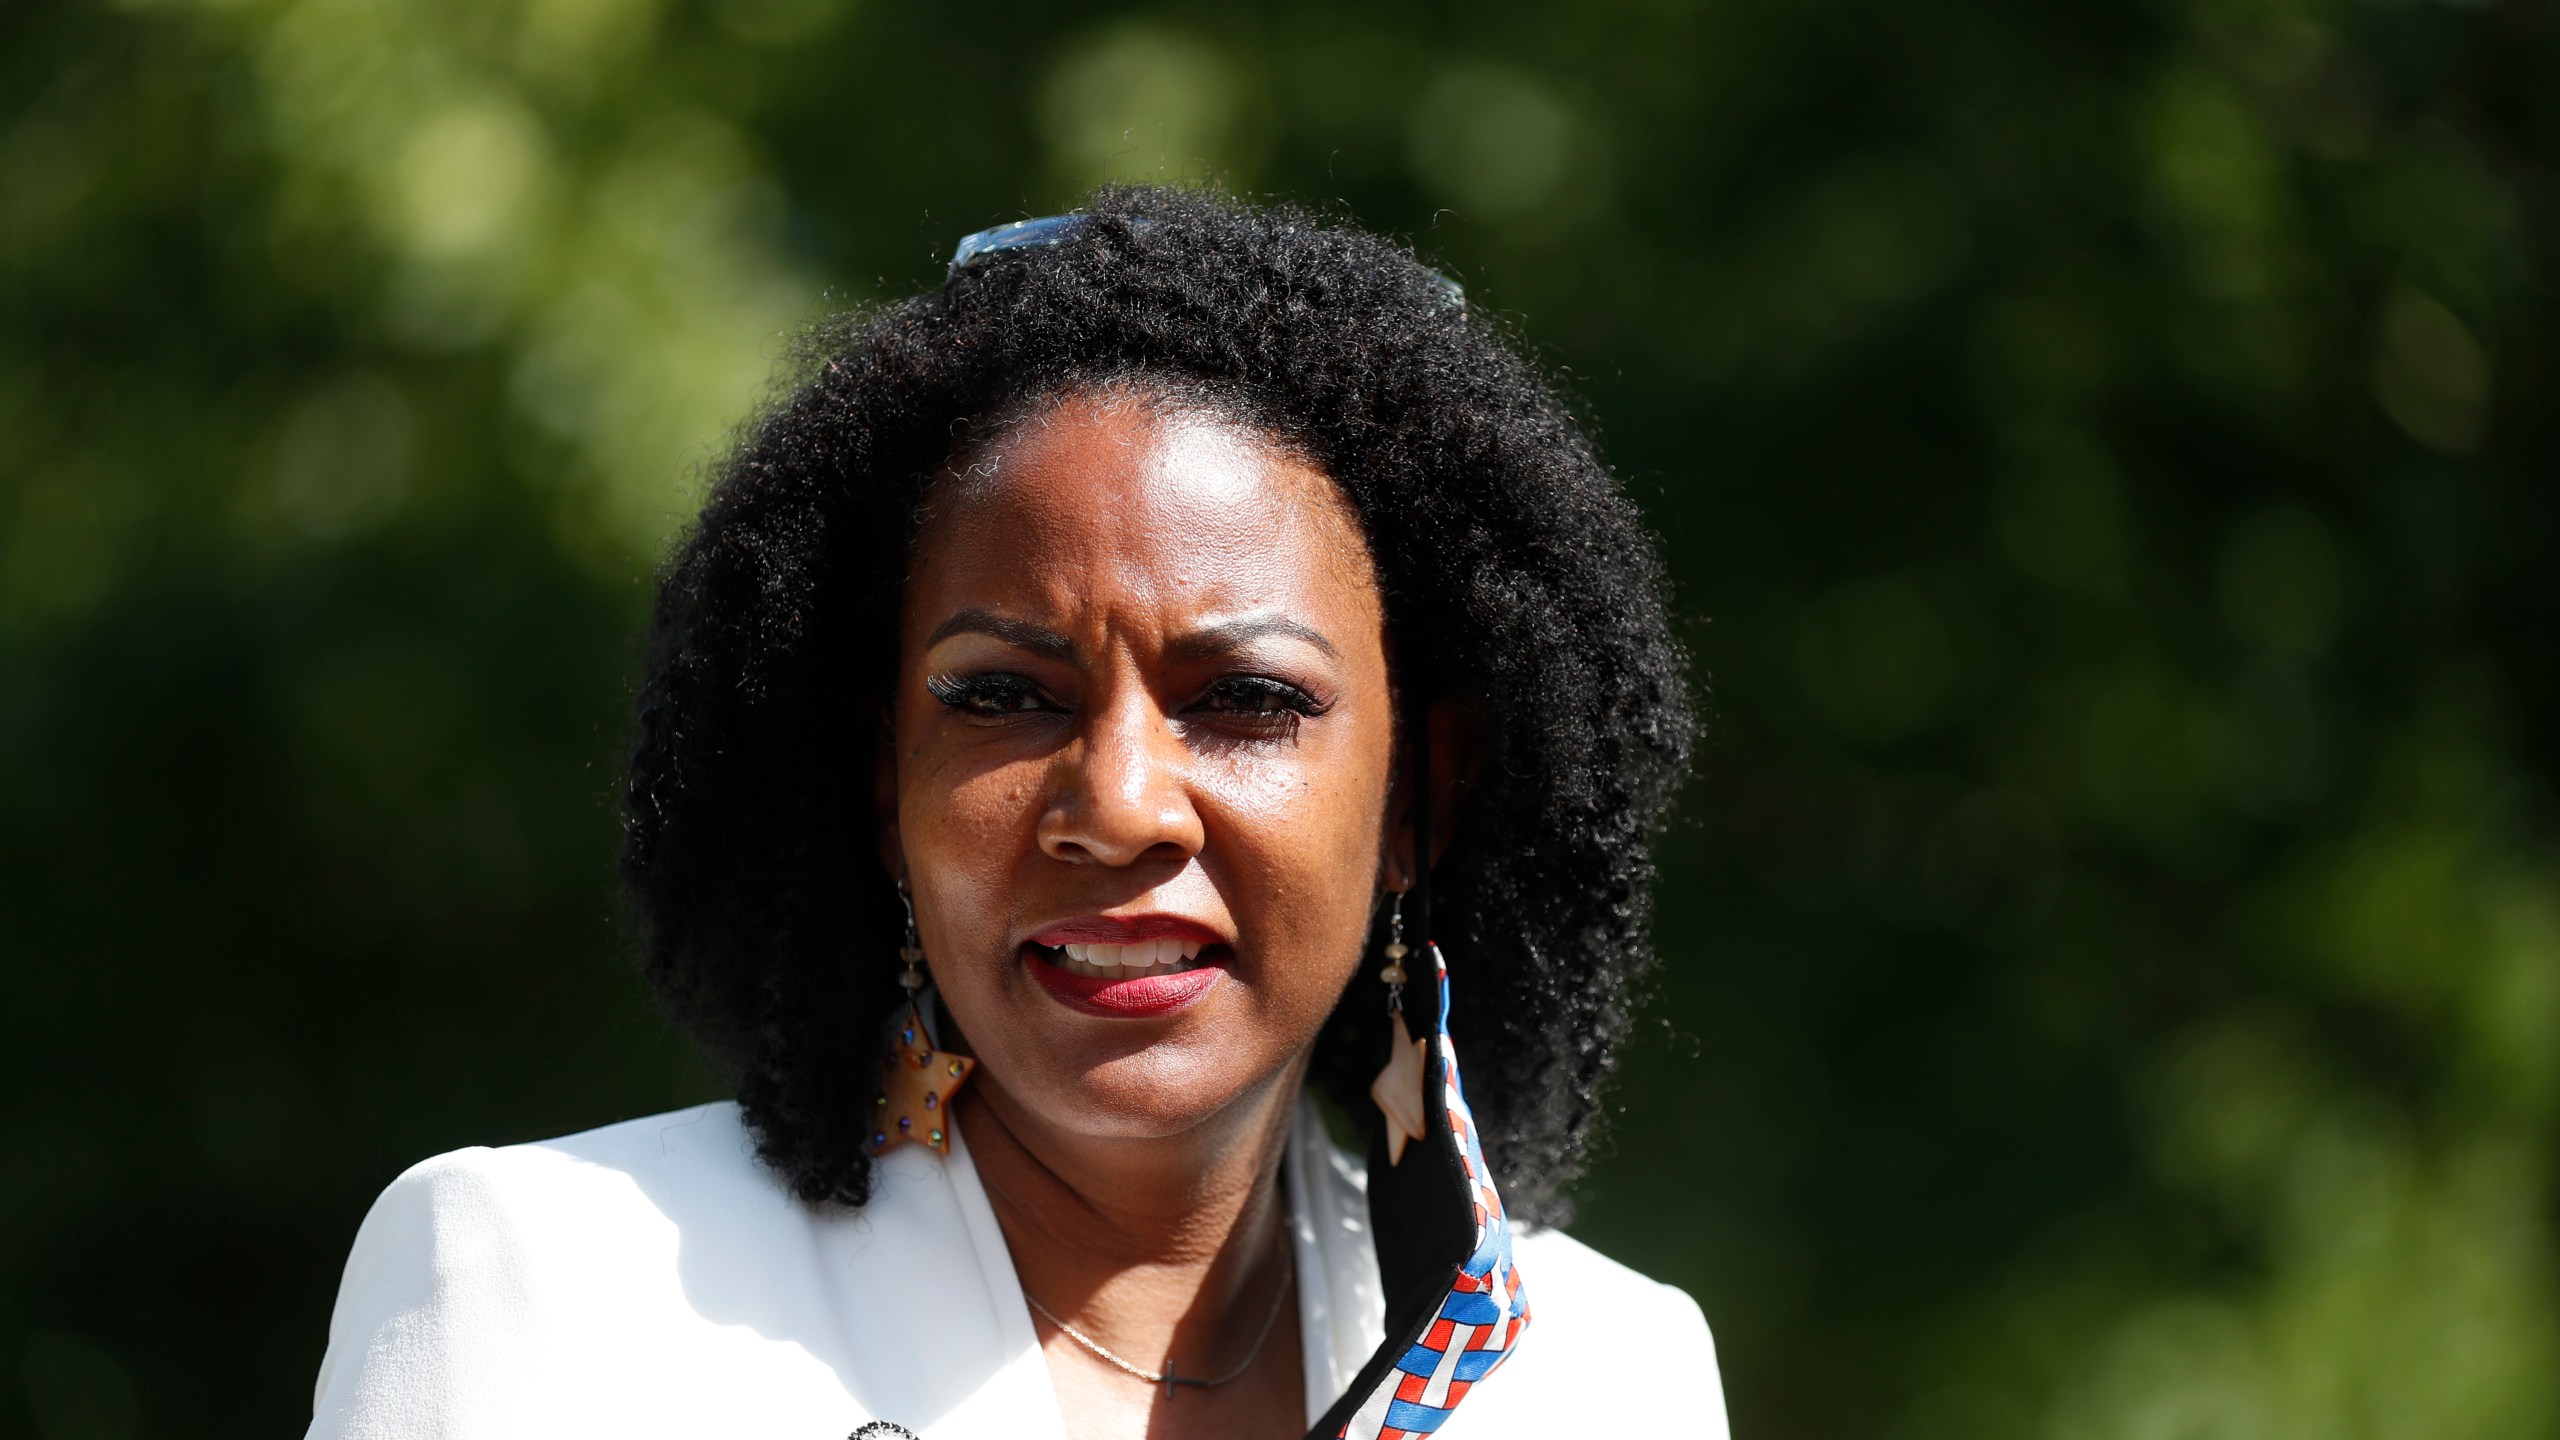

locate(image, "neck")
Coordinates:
956 1057 1304 1356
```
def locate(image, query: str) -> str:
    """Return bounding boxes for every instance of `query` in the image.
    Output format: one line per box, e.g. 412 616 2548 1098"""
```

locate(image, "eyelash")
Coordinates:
1195 675 1330 722
924 673 1046 715
923 673 1331 732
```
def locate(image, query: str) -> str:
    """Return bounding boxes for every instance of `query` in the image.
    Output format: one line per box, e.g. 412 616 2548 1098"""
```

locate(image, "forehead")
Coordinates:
906 390 1381 633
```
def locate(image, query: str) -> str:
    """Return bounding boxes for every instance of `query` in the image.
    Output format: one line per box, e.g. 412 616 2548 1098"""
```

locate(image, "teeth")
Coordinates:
1052 938 1204 980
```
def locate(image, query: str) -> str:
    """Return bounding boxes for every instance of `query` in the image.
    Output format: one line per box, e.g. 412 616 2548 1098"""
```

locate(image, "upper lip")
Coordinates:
1024 913 1231 948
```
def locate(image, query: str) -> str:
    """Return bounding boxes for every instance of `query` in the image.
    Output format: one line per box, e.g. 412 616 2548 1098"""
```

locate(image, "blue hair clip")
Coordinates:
946 214 1094 273
947 212 1467 313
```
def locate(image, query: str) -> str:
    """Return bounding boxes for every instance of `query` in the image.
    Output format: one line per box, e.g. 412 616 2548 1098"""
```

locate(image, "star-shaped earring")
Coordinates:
870 1004 974 1157
1370 1007 1431 1166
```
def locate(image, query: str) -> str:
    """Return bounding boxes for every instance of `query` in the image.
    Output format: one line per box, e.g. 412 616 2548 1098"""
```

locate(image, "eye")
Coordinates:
925 672 1056 718
1190 676 1330 723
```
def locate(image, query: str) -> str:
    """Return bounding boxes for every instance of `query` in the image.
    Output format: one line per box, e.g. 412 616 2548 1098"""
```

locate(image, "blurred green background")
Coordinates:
4 0 2556 1434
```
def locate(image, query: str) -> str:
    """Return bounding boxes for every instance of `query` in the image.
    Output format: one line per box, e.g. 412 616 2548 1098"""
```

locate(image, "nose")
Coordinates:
1036 680 1204 868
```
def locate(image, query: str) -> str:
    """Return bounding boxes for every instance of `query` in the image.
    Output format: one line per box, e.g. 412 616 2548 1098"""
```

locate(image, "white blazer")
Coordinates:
307 1098 1731 1438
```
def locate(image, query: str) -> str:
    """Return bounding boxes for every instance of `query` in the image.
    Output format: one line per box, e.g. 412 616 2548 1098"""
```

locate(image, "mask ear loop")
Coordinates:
1368 683 1439 1167
1408 687 1433 980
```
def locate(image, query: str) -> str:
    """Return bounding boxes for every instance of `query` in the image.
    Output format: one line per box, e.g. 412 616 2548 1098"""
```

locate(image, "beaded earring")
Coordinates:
1368 891 1431 1165
868 883 974 1158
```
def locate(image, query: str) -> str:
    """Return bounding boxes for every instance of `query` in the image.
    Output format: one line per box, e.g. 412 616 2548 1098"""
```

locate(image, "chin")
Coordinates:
986 1014 1286 1141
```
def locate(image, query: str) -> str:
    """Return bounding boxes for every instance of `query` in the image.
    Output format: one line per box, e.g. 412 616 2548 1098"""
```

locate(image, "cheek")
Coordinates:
1196 708 1386 831
897 741 1041 931
1197 731 1393 959
1195 743 1322 826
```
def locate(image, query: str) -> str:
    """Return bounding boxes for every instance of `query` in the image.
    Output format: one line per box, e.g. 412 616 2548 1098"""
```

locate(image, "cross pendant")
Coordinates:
1159 1363 1212 1398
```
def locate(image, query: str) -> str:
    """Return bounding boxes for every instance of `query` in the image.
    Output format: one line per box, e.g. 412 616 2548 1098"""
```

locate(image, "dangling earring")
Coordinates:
870 882 974 1158
1368 890 1431 1165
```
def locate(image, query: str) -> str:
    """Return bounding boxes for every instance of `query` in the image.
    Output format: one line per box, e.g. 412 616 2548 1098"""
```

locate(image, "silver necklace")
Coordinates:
1023 1245 1295 1398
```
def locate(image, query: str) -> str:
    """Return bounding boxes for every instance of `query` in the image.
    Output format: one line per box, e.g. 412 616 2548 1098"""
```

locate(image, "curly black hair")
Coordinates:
621 184 1694 1226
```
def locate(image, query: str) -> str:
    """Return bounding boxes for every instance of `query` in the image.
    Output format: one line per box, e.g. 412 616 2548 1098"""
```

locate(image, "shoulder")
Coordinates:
308 1104 859 1437
327 1103 780 1294
1511 1223 1713 1336
380 1100 770 1207
1294 1111 1729 1435
1470 1224 1730 1437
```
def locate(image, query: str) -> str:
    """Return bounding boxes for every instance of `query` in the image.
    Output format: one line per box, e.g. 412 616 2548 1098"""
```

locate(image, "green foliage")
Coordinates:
4 0 2553 1435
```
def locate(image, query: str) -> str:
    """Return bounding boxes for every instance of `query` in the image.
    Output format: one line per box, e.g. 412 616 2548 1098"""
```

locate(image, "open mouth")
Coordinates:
1036 937 1211 981
1021 935 1232 1017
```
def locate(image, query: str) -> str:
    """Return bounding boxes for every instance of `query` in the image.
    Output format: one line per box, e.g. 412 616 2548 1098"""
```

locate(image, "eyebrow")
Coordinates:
1165 614 1339 661
923 609 1075 660
921 609 1339 662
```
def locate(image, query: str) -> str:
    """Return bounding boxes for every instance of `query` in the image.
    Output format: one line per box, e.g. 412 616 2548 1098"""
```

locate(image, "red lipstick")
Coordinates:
1022 914 1230 1019
1030 962 1226 1018
1026 915 1225 948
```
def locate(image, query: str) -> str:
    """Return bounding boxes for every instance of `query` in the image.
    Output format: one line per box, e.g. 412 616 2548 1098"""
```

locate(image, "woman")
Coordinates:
307 186 1727 1439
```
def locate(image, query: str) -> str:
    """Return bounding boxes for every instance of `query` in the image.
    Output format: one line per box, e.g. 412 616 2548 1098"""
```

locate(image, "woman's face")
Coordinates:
882 389 1398 1143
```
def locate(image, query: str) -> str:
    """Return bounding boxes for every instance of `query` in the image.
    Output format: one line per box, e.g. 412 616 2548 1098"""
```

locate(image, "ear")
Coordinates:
873 701 907 887
1382 696 1479 892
